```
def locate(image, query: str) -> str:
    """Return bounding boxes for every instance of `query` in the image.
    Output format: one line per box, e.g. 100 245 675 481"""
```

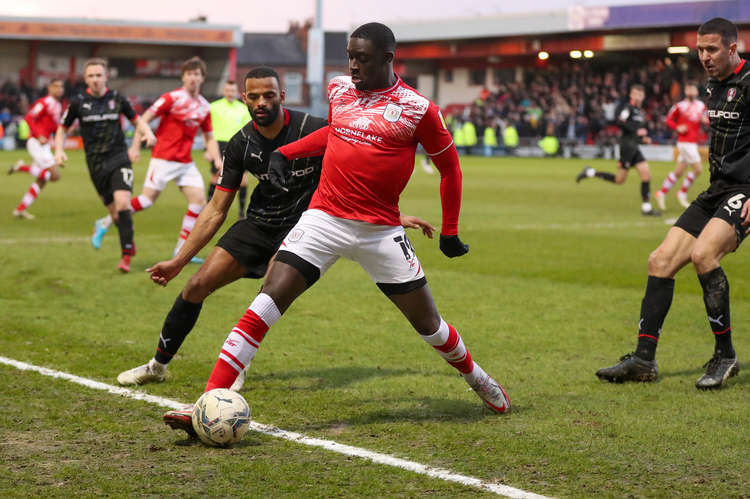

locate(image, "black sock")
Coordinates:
635 276 675 360
698 267 735 358
641 181 651 202
153 294 204 365
207 183 216 201
595 171 616 182
238 186 248 217
116 210 134 256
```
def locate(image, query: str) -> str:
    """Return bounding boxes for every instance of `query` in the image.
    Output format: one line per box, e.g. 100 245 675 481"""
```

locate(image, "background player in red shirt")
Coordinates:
162 23 509 435
8 79 64 219
655 83 708 210
94 57 221 262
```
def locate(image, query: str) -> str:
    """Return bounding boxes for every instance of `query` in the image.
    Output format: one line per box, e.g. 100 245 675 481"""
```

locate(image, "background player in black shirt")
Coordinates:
576 84 660 216
117 66 433 388
596 18 748 389
54 58 156 272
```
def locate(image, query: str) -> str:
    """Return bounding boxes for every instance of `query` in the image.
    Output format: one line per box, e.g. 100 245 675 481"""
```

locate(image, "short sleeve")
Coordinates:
148 92 172 117
62 98 79 128
415 102 454 156
216 133 244 191
119 94 137 121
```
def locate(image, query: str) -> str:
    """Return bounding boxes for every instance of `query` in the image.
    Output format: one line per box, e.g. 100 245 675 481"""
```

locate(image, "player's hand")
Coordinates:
637 128 648 137
741 198 750 234
267 150 290 192
641 136 652 145
128 146 140 164
400 214 435 239
142 129 157 148
676 124 688 134
54 151 67 167
146 258 184 287
439 234 469 258
38 136 49 144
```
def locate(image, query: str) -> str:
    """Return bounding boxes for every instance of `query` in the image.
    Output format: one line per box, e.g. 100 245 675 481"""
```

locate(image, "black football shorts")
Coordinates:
216 218 291 278
674 179 750 247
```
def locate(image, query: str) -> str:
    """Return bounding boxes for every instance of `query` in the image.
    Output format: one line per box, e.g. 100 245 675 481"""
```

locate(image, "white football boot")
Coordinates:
117 359 167 385
677 191 690 208
654 191 666 211
229 367 247 391
465 363 510 413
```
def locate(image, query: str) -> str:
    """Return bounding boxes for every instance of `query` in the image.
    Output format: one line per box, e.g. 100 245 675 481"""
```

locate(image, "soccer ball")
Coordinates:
191 388 251 447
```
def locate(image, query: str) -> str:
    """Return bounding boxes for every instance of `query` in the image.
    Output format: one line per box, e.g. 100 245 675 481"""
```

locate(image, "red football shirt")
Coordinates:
666 98 706 143
148 87 212 163
308 75 456 227
26 95 62 139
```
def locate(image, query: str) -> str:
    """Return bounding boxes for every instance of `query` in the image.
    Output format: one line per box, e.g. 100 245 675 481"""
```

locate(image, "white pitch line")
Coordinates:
0 355 550 499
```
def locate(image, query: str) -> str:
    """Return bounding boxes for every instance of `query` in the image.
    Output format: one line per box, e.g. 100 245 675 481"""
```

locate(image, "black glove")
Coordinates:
267 150 290 192
439 234 469 258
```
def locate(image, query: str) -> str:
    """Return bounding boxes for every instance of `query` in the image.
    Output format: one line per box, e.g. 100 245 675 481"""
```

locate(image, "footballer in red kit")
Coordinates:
655 83 708 210
8 79 64 219
162 23 509 437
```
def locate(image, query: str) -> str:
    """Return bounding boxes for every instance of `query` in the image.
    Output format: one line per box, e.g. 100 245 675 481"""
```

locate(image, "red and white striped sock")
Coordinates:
421 318 476 377
130 194 153 213
680 171 696 193
174 203 203 254
205 293 281 391
659 172 678 195
16 182 41 212
37 169 51 182
16 164 41 176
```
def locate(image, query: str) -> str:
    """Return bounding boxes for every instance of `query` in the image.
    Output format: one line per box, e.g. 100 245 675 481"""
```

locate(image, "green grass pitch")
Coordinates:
1 149 748 497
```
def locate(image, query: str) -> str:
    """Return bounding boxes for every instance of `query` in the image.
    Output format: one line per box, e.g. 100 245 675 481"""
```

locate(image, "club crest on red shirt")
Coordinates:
383 103 403 123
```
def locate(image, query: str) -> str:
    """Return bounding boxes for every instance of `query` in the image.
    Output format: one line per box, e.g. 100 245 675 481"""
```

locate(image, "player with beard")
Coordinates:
161 23 509 436
117 66 433 388
54 58 156 272
596 18 748 389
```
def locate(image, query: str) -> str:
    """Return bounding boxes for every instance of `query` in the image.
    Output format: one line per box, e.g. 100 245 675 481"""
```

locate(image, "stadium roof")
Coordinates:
391 0 750 42
0 16 242 46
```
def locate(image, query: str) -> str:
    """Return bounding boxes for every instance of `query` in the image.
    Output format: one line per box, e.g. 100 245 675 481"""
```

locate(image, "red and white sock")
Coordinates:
16 182 41 212
680 171 696 193
174 203 203 254
130 194 153 213
421 318 476 378
205 293 282 391
16 164 41 176
659 172 678 195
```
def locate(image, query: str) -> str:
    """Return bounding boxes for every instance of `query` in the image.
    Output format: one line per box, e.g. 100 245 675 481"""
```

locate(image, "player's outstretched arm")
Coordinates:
204 132 222 171
430 145 469 257
400 214 435 239
147 189 235 286
129 110 156 160
53 126 68 167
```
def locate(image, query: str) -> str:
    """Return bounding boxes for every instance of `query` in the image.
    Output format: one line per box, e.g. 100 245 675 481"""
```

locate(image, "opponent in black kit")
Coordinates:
596 18 748 389
54 58 156 272
576 84 660 216
117 66 433 389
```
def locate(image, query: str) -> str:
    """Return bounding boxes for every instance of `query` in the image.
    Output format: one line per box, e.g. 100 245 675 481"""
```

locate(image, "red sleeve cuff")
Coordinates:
216 185 238 193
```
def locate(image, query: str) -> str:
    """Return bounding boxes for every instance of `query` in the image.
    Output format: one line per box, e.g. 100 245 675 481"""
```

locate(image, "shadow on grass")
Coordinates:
248 365 445 390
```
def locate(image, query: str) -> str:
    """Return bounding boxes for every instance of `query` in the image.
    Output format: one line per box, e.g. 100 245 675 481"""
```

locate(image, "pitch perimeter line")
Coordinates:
0 355 550 499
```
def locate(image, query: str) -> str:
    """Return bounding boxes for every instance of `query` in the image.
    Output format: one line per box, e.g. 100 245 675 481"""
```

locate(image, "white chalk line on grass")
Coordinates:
0 355 550 499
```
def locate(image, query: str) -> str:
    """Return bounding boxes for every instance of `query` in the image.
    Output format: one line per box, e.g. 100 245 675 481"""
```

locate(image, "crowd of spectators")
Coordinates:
450 56 708 151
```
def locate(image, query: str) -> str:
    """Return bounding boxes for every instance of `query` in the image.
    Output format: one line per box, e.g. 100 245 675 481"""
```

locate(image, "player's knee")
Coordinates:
648 248 672 276
184 273 214 301
690 245 717 273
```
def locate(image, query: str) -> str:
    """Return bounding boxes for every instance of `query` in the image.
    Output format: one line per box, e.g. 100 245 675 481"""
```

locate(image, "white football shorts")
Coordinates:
143 158 205 191
27 137 55 168
677 142 701 165
280 209 426 285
